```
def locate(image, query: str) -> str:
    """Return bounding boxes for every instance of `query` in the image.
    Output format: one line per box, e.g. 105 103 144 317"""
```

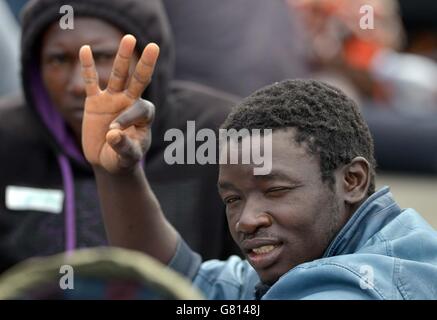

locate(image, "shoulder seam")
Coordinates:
394 259 410 300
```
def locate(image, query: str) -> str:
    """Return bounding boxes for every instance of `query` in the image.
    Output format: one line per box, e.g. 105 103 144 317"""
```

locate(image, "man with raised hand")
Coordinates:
81 37 437 300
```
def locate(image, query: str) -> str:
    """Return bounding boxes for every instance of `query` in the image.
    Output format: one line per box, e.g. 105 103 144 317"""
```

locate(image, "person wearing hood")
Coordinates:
0 0 239 273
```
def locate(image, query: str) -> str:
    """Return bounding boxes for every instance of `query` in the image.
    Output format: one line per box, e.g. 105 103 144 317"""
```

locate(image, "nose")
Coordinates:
236 198 272 235
67 62 86 96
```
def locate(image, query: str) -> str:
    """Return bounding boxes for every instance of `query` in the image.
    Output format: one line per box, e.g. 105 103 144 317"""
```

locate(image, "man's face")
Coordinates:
218 129 347 285
41 17 138 140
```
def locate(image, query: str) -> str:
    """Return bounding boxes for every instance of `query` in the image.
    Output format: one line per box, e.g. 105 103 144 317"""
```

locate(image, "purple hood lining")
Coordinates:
30 63 80 253
30 64 85 164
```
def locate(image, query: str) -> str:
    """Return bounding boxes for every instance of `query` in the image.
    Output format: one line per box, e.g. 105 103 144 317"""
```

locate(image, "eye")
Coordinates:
265 187 292 196
223 196 241 205
45 54 69 66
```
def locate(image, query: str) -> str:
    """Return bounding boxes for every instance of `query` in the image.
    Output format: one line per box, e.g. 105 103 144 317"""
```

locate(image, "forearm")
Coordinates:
93 165 178 264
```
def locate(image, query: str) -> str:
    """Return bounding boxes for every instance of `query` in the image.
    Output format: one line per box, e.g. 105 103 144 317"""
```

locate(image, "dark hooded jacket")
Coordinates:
0 0 239 273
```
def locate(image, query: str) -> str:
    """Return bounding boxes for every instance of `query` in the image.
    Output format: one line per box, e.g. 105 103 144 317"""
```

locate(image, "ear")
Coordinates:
340 157 371 205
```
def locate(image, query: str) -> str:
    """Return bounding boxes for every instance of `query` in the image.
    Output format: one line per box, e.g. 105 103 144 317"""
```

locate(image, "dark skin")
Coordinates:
218 130 371 284
41 17 139 143
80 36 372 282
80 34 178 263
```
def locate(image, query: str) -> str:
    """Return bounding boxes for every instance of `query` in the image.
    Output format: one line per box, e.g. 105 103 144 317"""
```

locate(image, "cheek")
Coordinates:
42 68 67 101
270 195 319 232
284 193 338 239
225 210 239 240
96 65 112 89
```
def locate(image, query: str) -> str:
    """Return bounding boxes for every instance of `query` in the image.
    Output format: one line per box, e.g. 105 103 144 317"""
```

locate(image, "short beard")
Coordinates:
324 189 343 248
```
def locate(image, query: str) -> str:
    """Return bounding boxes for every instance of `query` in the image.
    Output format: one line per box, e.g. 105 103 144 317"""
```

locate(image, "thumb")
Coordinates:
106 129 144 168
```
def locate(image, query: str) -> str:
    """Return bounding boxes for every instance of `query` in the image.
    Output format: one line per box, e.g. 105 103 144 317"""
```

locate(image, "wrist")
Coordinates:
92 162 144 179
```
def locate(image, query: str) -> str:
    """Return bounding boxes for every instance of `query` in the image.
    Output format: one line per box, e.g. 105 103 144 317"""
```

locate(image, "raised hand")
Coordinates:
79 35 159 173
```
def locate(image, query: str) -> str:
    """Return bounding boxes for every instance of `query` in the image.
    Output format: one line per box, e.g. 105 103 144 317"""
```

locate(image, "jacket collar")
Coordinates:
323 186 401 257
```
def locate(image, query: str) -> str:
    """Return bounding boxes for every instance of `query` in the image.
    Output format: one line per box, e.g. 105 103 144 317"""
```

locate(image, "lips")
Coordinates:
241 238 283 269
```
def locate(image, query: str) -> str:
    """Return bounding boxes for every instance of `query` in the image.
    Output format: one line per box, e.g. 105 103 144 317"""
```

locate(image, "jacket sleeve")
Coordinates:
168 236 258 299
167 236 202 280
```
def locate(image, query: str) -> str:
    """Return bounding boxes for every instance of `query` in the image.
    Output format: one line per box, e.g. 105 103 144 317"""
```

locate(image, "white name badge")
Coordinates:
5 186 64 214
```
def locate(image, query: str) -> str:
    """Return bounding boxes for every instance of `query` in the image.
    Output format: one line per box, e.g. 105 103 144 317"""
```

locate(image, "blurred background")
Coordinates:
285 0 437 228
0 0 436 228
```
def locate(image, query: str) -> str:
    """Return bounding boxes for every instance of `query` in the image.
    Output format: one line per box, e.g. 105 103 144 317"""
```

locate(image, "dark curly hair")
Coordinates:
221 79 376 196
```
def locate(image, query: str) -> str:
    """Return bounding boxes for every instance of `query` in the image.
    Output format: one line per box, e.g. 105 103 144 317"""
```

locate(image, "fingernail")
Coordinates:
110 122 121 130
112 133 122 145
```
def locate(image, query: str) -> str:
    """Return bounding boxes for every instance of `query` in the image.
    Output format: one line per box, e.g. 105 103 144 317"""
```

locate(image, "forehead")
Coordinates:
218 129 321 184
42 17 123 50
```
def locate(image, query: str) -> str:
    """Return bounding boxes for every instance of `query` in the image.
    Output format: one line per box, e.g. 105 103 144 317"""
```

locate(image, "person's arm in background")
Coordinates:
79 35 178 264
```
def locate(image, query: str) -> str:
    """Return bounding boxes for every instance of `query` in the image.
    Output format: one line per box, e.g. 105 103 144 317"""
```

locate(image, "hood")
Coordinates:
20 0 174 164
19 0 174 254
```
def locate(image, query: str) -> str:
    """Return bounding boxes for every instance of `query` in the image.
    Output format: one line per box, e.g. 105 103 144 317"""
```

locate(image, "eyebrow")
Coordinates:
217 170 300 191
43 48 67 55
217 181 238 192
253 170 300 184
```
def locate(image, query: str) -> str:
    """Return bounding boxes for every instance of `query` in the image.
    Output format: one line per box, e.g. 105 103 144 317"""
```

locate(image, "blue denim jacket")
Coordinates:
169 187 437 299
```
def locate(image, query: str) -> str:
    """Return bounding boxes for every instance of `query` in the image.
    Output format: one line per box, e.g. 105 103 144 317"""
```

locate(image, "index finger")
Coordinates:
79 45 101 97
126 43 160 100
